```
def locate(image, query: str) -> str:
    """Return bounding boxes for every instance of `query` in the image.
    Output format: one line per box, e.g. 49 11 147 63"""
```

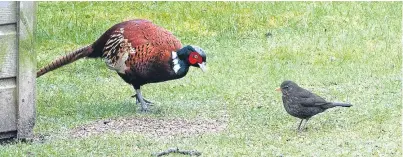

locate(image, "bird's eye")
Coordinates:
188 52 203 65
194 54 203 64
283 86 289 89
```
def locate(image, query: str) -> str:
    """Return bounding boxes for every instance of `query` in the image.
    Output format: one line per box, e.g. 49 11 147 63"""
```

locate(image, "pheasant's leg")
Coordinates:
135 89 149 112
131 94 152 104
297 119 304 131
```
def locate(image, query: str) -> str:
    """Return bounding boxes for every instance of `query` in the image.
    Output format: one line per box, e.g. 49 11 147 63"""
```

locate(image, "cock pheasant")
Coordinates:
37 19 207 112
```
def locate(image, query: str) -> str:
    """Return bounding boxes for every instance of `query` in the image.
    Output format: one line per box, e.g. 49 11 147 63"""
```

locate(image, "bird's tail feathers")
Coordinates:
37 45 93 78
332 102 352 107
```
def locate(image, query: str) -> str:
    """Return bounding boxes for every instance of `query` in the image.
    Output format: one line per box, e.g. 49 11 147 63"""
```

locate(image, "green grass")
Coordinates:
1 1 401 156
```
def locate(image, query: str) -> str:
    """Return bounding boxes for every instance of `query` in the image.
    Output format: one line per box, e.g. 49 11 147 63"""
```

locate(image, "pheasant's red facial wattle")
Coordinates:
188 52 203 65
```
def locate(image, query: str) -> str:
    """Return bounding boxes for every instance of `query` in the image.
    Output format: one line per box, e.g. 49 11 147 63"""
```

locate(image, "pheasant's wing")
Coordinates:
126 19 181 54
101 19 182 74
127 20 181 61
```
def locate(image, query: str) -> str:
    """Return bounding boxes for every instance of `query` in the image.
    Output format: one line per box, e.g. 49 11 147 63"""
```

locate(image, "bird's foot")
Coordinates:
131 94 153 105
140 107 150 113
136 100 150 113
133 88 152 113
297 125 309 132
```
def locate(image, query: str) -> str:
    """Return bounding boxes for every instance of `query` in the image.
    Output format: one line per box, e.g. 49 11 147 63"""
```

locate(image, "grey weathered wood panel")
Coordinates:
0 24 17 78
0 1 17 25
16 1 36 140
0 78 16 133
0 1 35 141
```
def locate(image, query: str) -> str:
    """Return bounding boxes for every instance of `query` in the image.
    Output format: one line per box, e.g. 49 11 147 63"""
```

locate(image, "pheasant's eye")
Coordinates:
194 55 203 64
188 52 201 65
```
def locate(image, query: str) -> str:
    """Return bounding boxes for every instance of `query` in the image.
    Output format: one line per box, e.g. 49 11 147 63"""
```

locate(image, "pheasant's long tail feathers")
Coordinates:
36 45 93 78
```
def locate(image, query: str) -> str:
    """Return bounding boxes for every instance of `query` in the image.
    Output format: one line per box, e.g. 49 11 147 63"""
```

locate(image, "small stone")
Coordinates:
330 56 336 61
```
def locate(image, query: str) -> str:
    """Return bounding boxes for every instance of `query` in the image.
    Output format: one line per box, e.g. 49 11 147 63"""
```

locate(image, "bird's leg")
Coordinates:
134 88 149 112
302 118 310 131
297 119 304 131
131 94 153 104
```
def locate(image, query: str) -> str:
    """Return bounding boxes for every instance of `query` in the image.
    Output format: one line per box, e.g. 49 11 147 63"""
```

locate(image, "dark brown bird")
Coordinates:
276 80 352 131
37 19 207 112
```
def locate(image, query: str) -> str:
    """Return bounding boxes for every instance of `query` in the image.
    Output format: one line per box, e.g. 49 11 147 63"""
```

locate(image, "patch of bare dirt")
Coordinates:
70 116 227 138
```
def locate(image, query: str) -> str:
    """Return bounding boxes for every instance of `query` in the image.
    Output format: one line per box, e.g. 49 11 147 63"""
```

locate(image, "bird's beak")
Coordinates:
198 62 207 72
275 88 281 92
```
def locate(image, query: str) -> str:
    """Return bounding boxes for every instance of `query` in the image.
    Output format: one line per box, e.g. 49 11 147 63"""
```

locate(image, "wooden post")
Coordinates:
16 1 36 140
0 1 18 140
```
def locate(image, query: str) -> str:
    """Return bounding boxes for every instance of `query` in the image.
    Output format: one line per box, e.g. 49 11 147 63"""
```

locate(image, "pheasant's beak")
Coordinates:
198 62 207 72
275 88 281 92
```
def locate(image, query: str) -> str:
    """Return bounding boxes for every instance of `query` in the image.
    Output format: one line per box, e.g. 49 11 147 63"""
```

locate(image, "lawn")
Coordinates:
1 1 401 156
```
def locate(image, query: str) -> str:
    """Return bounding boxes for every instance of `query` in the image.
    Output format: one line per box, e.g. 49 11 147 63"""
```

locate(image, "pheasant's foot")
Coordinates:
131 94 153 105
140 105 150 113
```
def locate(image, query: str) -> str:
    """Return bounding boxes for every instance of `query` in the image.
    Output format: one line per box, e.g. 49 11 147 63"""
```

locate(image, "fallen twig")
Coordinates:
152 147 201 156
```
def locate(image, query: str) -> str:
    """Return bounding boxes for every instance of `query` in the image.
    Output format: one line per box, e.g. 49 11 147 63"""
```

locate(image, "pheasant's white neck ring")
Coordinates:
171 51 181 74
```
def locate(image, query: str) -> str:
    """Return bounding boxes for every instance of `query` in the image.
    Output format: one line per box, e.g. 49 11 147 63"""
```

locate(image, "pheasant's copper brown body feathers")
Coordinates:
93 19 183 87
37 19 207 112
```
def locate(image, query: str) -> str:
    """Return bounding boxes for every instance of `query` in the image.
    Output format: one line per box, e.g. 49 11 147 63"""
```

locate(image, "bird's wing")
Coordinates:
102 20 182 74
297 89 329 107
125 20 182 60
125 19 182 52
